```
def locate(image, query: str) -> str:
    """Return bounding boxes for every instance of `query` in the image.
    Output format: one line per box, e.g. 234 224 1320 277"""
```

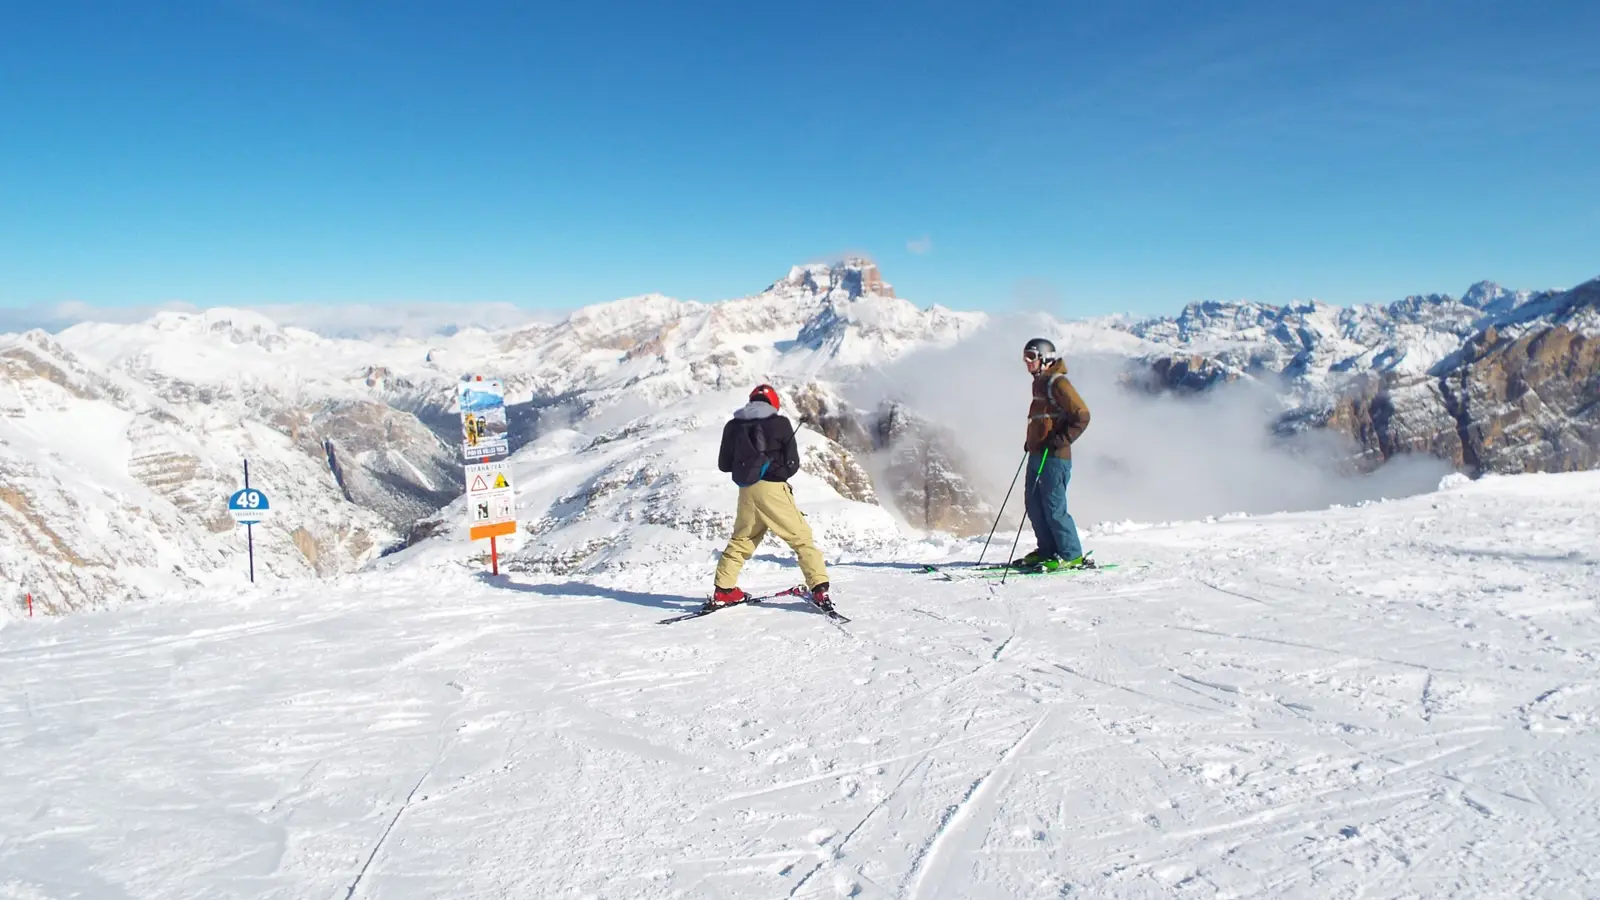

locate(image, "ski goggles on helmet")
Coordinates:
1023 349 1044 361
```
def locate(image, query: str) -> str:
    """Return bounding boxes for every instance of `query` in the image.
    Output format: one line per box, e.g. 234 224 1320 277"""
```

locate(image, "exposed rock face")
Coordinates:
784 382 877 504
308 400 462 525
1444 321 1600 473
788 382 989 532
782 257 895 299
1121 276 1600 478
126 414 234 533
803 440 878 506
1122 354 1244 394
871 403 993 536
789 383 874 454
1270 278 1600 475
291 526 321 571
1278 373 1462 473
0 482 93 568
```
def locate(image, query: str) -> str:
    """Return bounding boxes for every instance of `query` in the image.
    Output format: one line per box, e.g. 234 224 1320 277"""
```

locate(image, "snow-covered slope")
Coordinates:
3 470 1596 898
54 308 466 524
0 329 406 615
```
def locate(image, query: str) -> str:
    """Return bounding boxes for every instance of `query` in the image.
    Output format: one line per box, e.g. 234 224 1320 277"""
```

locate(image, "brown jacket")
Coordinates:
1025 359 1090 456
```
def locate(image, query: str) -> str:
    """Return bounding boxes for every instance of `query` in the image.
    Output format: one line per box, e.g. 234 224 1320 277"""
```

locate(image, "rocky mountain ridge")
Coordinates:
1124 277 1600 476
4 261 1595 616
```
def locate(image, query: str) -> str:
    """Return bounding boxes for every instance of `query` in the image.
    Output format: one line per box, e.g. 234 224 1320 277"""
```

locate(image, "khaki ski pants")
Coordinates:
714 481 829 589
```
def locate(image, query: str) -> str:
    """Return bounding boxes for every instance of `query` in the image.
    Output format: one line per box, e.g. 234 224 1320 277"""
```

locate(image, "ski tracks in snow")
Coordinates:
902 708 1056 900
5 476 1600 898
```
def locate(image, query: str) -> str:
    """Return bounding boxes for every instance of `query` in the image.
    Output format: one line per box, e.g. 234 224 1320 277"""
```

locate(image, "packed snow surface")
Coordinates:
2 472 1597 898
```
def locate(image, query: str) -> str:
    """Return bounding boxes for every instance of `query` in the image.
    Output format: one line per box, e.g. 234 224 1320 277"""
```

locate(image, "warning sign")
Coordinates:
464 461 516 540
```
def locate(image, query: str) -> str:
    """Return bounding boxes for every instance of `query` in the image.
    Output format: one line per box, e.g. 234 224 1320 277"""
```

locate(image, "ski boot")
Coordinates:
1008 549 1049 569
809 582 834 613
1033 552 1096 572
705 586 748 611
1012 551 1092 574
1013 554 1059 573
1065 552 1098 570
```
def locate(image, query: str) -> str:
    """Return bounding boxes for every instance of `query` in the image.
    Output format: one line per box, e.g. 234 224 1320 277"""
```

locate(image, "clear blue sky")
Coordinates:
2 0 1596 319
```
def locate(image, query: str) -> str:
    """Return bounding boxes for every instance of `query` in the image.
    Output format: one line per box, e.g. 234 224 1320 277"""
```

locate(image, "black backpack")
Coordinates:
728 420 773 487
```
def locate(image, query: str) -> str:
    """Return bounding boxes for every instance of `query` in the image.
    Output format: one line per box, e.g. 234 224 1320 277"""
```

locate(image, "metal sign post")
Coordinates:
228 459 274 583
245 460 253 583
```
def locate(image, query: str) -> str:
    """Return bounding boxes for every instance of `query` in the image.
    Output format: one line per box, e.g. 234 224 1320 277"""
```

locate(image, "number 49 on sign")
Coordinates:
228 489 272 525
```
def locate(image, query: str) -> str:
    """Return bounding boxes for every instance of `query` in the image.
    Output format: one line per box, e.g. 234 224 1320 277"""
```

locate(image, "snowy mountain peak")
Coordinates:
751 259 988 363
5 328 74 361
793 290 985 365
1135 297 1324 347
1383 282 1536 325
776 257 895 301
1462 280 1505 308
558 293 703 349
144 307 302 350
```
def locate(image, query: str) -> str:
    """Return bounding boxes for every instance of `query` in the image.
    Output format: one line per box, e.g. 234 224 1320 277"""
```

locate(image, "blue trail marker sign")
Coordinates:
229 460 274 583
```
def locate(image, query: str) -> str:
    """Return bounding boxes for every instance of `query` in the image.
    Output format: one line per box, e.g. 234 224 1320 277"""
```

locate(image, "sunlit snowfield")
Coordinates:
3 472 1597 899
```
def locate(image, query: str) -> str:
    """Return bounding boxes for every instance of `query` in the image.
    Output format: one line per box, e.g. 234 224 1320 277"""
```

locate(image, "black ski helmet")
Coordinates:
1023 337 1057 364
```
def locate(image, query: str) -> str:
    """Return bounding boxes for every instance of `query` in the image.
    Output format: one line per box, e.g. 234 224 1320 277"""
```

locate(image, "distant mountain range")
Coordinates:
1120 277 1600 475
3 259 1594 615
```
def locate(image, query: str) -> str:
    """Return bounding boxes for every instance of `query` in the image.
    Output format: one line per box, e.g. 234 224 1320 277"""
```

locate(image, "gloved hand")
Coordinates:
1043 431 1068 451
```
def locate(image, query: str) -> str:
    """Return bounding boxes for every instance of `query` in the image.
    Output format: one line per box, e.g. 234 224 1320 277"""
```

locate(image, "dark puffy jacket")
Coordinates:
718 401 801 486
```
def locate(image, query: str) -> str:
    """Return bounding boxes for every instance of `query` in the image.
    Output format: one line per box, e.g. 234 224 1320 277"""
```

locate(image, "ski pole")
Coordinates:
976 453 1028 566
1001 449 1049 585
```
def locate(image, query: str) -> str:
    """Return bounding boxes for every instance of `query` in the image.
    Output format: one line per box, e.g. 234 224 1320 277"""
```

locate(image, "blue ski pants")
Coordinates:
1024 452 1083 562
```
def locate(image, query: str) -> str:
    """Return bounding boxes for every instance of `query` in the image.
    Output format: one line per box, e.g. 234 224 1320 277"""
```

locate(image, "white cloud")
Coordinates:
847 315 1452 526
0 301 195 335
251 302 567 339
0 301 568 340
906 236 934 255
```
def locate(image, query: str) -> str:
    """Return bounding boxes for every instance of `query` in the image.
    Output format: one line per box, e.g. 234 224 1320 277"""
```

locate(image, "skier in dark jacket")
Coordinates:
712 384 833 609
1013 337 1095 571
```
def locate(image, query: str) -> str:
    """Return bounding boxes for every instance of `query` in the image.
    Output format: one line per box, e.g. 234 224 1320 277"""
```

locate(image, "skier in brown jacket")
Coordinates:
1012 337 1095 571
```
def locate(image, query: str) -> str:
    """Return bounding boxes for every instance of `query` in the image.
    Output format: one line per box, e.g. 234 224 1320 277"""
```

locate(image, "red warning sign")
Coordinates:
470 474 489 491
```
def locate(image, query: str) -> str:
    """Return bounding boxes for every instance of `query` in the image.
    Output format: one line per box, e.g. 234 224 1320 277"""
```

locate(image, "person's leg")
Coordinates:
1038 456 1083 562
1022 451 1056 559
751 482 829 588
714 488 768 589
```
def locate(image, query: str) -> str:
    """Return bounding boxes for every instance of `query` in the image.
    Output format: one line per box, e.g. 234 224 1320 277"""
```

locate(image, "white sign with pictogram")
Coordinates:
465 460 516 541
